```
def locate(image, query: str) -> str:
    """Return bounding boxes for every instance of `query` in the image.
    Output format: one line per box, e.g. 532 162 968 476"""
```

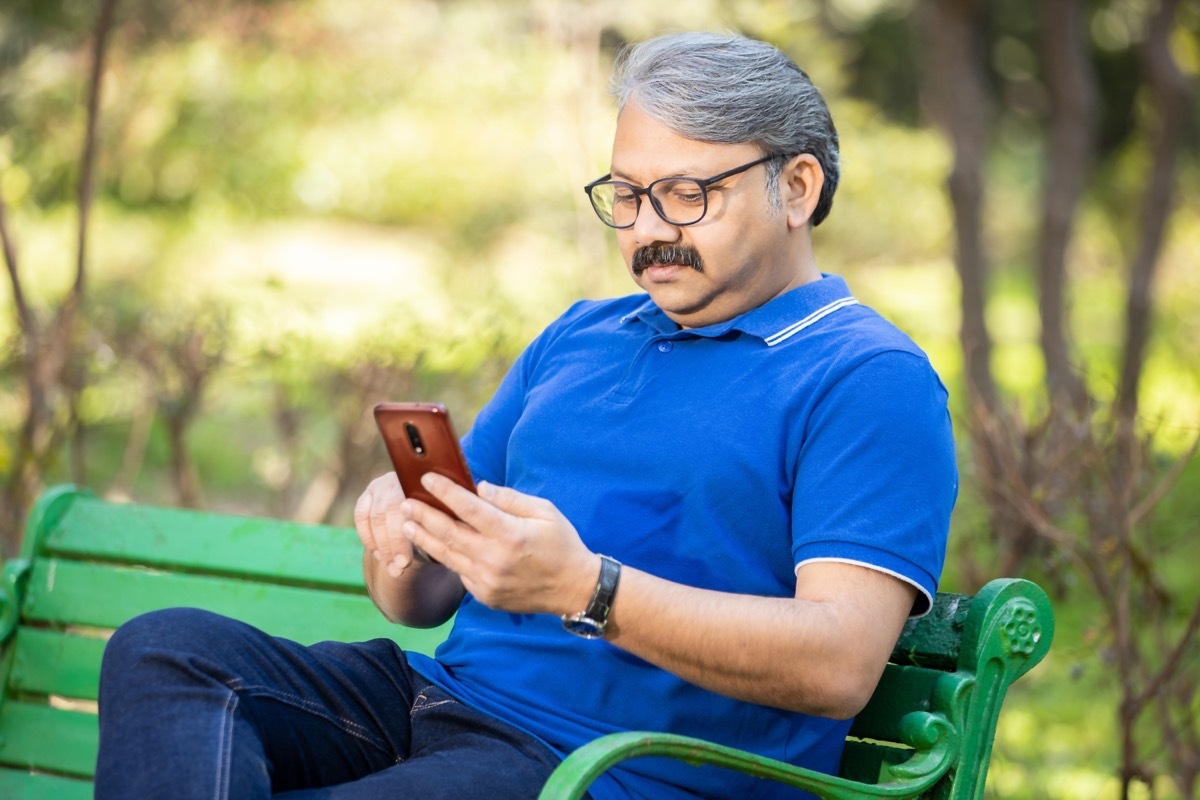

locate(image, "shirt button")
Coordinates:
657 341 674 353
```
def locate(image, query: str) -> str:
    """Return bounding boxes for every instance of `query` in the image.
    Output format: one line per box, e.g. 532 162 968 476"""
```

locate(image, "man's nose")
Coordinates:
631 197 681 244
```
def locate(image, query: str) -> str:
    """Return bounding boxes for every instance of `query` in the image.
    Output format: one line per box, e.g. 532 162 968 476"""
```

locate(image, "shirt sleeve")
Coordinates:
790 349 958 616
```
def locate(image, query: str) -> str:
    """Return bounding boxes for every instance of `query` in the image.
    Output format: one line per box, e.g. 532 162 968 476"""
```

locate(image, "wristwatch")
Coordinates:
562 555 621 639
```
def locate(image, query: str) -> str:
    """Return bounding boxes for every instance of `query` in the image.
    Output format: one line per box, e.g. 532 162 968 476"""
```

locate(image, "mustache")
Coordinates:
631 243 704 277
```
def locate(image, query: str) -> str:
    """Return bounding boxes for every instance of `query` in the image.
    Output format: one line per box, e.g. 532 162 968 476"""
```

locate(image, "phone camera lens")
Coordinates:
405 423 426 457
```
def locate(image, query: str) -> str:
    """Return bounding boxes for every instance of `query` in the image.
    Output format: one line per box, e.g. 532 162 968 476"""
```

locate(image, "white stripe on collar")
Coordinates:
764 297 859 346
619 298 660 325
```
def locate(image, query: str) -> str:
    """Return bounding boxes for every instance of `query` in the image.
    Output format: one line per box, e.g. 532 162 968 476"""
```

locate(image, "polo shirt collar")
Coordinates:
620 274 859 346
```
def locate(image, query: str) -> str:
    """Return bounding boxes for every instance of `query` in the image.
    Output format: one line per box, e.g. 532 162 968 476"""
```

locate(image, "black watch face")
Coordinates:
563 615 604 639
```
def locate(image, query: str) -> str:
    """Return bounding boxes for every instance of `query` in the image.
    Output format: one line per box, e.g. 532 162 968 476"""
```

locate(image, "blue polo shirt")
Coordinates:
406 274 957 800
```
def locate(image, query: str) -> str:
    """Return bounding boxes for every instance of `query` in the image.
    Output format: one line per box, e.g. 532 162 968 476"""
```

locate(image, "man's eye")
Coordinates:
670 188 705 205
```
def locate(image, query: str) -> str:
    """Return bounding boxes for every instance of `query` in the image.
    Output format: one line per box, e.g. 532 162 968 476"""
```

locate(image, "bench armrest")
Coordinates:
538 709 958 800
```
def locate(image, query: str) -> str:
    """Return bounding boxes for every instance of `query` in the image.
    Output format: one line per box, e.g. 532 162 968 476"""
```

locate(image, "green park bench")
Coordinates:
0 484 1053 799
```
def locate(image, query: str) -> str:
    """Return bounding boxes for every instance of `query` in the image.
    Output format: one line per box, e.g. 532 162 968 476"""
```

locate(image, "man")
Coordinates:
96 32 956 800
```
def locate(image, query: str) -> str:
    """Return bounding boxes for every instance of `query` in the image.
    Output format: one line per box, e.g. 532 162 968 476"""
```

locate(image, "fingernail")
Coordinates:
392 554 411 570
372 550 383 562
478 481 495 499
421 472 437 489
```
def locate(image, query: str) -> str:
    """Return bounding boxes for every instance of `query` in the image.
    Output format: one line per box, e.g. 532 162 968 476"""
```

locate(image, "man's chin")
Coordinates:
639 282 712 321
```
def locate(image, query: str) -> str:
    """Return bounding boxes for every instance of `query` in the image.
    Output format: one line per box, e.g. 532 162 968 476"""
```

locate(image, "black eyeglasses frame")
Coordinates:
582 153 786 229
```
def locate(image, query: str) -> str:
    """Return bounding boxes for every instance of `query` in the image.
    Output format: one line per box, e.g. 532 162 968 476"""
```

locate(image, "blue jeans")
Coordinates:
96 608 568 799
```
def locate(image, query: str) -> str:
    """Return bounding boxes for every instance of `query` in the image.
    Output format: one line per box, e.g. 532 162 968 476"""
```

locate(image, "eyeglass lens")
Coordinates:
590 178 709 228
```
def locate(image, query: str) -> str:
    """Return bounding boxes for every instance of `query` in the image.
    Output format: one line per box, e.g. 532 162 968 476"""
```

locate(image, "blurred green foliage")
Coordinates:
1 1 1199 797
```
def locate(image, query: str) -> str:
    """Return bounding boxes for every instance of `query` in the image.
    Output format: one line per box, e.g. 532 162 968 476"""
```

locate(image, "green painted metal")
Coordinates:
848 664 941 742
0 559 31 644
0 486 1054 800
538 579 1053 800
890 591 973 670
18 485 93 564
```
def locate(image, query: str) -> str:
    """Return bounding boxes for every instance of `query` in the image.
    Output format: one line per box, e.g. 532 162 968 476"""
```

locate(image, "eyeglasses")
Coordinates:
583 154 782 229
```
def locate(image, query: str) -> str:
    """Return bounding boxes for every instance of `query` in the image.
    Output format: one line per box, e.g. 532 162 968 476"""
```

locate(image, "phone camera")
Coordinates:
404 423 426 457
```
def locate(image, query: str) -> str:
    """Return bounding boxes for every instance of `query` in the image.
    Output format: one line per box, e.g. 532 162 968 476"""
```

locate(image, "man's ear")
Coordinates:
781 153 824 229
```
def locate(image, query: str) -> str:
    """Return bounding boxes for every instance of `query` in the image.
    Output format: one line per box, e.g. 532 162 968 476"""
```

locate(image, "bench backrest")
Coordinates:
0 486 1054 800
0 485 451 798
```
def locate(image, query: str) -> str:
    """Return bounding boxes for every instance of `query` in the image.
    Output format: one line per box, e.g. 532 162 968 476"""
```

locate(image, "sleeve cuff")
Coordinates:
794 549 936 618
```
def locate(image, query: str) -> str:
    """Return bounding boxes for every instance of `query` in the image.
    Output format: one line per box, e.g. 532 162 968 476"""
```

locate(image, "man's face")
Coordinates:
609 101 807 329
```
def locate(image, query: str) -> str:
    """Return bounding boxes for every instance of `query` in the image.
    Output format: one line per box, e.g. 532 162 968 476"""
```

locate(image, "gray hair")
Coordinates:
611 32 840 226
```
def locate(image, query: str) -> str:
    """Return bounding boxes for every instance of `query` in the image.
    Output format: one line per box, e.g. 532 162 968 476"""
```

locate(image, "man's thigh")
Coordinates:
275 680 567 800
98 608 423 797
238 634 424 791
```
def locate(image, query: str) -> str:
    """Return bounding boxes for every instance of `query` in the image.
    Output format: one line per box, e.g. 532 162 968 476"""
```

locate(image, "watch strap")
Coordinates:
562 555 621 639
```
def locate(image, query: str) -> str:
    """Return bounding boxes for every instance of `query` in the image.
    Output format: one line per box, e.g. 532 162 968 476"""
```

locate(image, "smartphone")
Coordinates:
373 402 477 520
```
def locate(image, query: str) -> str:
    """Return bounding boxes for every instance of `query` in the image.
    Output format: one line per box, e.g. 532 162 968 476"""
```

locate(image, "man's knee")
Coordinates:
101 607 241 692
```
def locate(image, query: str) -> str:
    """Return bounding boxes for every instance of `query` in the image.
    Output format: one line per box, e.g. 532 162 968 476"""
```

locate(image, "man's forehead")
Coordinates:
610 112 761 182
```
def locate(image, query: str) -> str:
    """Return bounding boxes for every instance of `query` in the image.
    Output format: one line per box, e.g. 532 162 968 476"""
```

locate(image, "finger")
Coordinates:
420 473 506 531
362 473 408 563
402 515 464 576
475 481 554 520
353 488 376 551
384 501 413 570
353 474 394 552
402 493 488 578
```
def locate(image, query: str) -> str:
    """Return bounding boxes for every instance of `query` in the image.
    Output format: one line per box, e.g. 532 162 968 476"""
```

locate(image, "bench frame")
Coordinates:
0 485 1053 799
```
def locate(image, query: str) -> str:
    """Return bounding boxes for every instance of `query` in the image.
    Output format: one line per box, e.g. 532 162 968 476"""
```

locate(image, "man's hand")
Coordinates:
401 474 599 617
354 472 420 577
353 472 463 627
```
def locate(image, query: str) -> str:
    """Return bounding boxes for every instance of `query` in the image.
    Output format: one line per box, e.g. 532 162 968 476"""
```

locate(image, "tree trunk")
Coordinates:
66 0 120 484
1116 0 1194 424
0 197 36 556
0 0 120 553
1037 0 1096 411
919 0 997 412
165 415 200 509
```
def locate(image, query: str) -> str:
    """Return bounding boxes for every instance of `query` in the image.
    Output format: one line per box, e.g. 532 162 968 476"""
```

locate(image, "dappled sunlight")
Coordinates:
186 220 453 344
2 1 1199 795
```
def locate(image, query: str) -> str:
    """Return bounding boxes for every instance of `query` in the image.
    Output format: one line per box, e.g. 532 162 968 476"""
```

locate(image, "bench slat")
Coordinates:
0 769 92 800
40 497 365 590
0 701 96 778
21 559 452 652
10 628 107 701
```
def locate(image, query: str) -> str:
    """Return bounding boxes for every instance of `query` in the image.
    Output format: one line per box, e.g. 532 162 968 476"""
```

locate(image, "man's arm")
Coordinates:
402 473 915 719
605 561 913 718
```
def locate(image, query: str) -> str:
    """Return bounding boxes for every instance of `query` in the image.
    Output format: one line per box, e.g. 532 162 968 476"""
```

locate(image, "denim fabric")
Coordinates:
95 608 568 799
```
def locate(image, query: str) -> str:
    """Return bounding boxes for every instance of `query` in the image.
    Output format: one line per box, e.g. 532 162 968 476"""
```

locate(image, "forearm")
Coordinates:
362 551 465 628
399 475 914 717
604 565 909 719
